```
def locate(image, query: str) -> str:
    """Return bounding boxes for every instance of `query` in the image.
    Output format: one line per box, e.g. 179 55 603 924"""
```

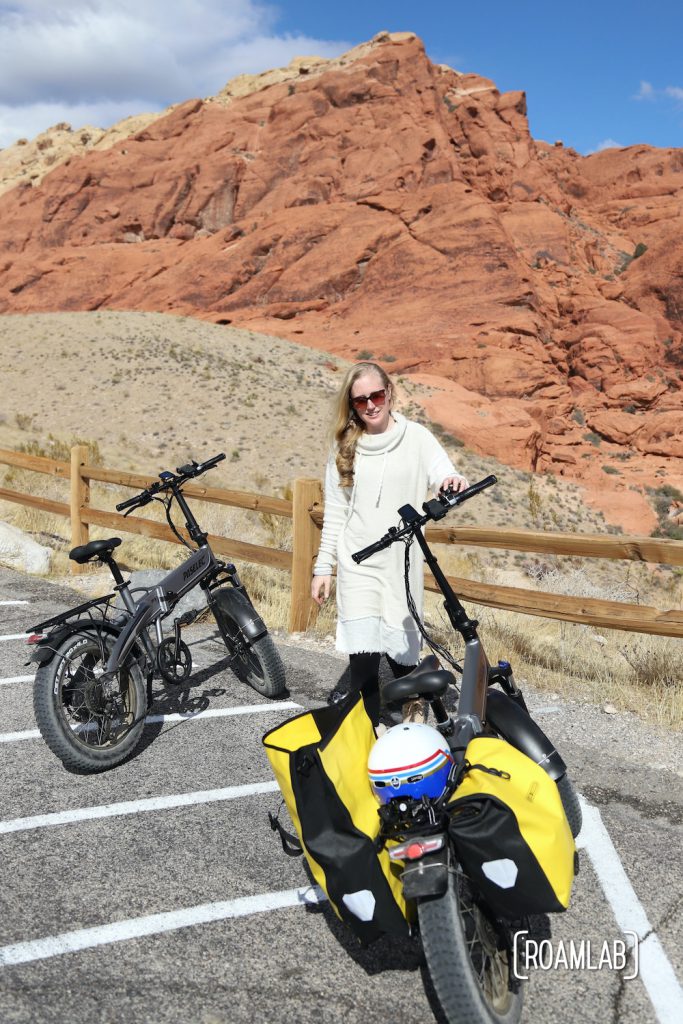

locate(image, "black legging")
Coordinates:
348 652 416 727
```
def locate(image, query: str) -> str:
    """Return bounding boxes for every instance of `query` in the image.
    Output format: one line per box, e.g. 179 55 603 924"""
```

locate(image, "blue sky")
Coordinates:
1 0 681 153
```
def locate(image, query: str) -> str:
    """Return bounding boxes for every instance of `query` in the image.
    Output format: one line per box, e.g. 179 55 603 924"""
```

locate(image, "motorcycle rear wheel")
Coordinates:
418 867 523 1024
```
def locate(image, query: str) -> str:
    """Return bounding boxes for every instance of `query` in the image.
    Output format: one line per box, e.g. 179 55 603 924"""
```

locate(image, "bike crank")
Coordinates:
157 636 193 684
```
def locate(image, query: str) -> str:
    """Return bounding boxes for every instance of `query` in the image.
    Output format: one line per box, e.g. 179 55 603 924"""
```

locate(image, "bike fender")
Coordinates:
485 688 567 781
402 847 450 899
212 587 267 642
28 620 147 670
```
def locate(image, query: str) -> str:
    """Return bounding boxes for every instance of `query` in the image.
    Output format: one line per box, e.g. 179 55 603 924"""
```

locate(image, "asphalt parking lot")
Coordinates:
0 566 681 1024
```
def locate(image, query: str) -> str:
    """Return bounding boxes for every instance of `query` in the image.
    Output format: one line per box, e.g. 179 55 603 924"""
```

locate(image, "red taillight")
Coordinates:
26 634 46 644
388 835 445 861
406 842 426 860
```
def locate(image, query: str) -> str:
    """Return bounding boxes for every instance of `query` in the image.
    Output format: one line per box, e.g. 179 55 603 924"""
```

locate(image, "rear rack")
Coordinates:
28 594 116 633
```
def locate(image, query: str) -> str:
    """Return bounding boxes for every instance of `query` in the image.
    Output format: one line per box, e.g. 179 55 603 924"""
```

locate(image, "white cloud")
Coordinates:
633 80 654 101
0 99 153 145
632 80 683 106
0 1 351 147
594 138 623 152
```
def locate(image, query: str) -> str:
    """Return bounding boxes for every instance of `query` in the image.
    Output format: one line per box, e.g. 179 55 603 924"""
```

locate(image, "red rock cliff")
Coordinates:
0 32 681 526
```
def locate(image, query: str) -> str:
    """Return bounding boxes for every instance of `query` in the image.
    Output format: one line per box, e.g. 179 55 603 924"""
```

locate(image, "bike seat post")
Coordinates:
428 696 451 726
102 554 125 588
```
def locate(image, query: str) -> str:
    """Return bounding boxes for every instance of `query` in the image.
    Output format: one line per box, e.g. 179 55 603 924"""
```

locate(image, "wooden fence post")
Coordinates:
70 445 90 574
289 477 323 633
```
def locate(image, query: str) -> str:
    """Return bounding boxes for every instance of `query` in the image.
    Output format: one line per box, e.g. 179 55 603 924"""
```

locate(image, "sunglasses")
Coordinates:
350 388 387 412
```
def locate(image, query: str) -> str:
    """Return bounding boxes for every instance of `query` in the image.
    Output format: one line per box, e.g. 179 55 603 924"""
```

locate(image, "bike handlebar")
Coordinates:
116 492 147 512
115 452 226 513
351 475 497 563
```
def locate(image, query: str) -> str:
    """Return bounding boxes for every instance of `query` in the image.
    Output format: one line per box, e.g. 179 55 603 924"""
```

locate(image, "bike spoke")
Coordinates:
55 641 138 751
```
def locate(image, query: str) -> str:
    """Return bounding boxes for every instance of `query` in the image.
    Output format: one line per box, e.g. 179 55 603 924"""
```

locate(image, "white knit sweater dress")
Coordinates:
313 413 457 664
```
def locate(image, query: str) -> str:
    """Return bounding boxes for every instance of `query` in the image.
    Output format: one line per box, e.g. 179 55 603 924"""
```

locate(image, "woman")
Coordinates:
311 362 468 726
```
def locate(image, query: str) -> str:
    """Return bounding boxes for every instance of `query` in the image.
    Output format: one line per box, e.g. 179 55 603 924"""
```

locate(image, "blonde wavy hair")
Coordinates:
330 362 394 487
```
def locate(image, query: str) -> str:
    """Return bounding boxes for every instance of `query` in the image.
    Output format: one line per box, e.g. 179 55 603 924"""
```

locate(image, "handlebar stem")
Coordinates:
171 483 207 545
412 527 480 642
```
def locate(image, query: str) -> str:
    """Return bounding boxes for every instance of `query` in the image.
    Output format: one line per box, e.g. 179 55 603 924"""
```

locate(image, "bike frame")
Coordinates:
102 476 252 676
105 542 219 674
410 520 566 778
28 462 265 691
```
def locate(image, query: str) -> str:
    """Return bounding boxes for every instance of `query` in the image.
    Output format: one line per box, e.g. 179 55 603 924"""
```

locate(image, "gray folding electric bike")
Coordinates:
28 453 286 772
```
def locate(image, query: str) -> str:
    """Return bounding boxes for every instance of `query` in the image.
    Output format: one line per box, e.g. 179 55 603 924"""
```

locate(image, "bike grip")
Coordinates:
453 474 498 503
116 493 143 511
351 535 391 563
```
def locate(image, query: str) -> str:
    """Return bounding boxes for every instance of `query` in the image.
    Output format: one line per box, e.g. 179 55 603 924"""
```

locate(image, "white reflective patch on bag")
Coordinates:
482 858 518 889
342 890 376 921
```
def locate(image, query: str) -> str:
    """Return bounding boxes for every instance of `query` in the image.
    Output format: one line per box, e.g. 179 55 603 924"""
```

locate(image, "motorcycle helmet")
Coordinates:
368 723 453 804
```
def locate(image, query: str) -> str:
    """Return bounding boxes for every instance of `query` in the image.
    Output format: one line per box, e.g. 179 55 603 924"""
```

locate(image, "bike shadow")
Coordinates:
128 660 235 762
299 865 448 1023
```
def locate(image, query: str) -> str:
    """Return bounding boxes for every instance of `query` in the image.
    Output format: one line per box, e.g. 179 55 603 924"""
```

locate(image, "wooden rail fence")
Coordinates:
1 446 682 638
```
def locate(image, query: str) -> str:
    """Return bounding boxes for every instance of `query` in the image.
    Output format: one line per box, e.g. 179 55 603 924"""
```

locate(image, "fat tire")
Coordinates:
557 773 583 838
217 617 286 698
418 869 523 1024
243 634 286 697
33 630 146 773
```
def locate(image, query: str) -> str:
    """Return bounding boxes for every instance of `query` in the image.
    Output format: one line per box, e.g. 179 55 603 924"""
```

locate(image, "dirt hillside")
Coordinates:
0 32 681 531
0 310 624 540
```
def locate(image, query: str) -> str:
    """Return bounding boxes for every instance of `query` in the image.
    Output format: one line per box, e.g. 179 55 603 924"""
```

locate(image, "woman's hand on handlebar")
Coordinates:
311 575 331 606
439 473 469 494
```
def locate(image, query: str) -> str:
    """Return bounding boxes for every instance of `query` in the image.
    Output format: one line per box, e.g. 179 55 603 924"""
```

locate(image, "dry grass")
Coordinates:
1 311 681 729
421 550 683 731
2 471 681 728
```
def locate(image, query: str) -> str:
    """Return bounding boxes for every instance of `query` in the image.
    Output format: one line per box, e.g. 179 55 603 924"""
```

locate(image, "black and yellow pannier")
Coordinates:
263 701 576 940
448 736 577 918
262 693 412 944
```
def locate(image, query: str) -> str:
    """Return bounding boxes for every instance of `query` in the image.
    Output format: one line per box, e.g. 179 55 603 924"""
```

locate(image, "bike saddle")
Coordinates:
382 654 456 704
69 537 122 564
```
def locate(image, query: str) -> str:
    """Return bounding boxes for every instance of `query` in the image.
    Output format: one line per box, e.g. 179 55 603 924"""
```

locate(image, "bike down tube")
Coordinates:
412 525 488 726
104 546 216 674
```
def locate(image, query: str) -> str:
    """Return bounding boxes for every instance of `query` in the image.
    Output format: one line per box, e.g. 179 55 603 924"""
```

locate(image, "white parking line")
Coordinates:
0 729 40 743
0 780 281 834
0 885 326 966
0 702 302 744
0 633 30 642
0 675 34 687
0 600 30 606
578 799 683 1024
144 704 301 724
